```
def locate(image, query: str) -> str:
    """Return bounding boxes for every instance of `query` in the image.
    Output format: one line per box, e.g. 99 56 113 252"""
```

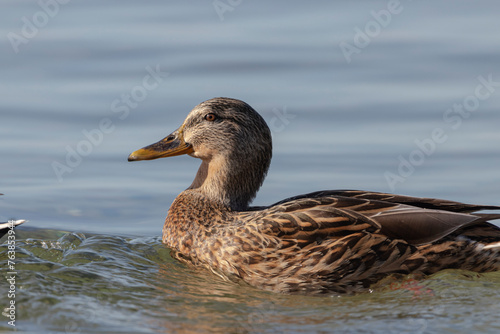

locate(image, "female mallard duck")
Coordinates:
128 97 500 294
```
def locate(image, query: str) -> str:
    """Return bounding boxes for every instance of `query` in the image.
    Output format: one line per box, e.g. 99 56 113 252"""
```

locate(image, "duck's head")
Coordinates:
128 97 272 210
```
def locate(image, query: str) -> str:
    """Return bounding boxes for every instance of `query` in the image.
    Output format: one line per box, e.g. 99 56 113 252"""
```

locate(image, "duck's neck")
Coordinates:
187 154 267 211
163 190 229 258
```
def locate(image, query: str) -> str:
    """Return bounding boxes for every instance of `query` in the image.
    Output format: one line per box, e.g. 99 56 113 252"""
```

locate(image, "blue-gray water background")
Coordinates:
1 0 500 333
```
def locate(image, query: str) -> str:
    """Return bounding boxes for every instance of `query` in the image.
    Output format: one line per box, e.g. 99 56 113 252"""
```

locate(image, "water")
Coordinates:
1 0 500 332
3 228 500 333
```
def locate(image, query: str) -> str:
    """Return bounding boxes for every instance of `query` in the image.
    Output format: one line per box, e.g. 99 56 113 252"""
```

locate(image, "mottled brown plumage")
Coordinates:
129 97 500 294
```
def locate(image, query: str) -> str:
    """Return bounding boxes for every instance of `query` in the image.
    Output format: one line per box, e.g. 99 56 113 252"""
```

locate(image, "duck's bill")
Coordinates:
128 132 193 161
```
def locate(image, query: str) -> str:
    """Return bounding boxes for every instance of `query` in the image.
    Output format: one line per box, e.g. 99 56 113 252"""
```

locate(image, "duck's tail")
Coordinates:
469 223 500 258
483 241 500 250
417 222 500 274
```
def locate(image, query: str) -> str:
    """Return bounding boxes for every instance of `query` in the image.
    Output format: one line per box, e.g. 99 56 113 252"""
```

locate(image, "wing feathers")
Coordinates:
371 208 483 245
253 191 500 247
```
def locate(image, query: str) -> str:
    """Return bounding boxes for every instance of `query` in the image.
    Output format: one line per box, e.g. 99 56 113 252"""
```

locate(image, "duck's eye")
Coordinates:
204 113 217 122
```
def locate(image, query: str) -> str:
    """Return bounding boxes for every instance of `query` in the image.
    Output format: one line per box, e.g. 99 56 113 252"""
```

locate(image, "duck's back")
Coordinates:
164 189 500 294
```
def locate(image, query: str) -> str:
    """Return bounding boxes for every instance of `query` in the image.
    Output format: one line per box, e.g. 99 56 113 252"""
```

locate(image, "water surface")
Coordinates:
3 228 500 333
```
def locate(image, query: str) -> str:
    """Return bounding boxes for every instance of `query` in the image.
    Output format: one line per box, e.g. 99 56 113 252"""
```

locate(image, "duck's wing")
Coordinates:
272 190 500 213
237 197 423 293
311 190 500 213
254 192 500 246
251 196 384 248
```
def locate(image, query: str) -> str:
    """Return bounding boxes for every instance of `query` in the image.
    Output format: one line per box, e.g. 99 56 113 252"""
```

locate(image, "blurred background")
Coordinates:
1 0 500 236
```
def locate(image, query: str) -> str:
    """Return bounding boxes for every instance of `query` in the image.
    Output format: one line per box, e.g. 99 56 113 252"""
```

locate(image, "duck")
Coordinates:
128 97 500 294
